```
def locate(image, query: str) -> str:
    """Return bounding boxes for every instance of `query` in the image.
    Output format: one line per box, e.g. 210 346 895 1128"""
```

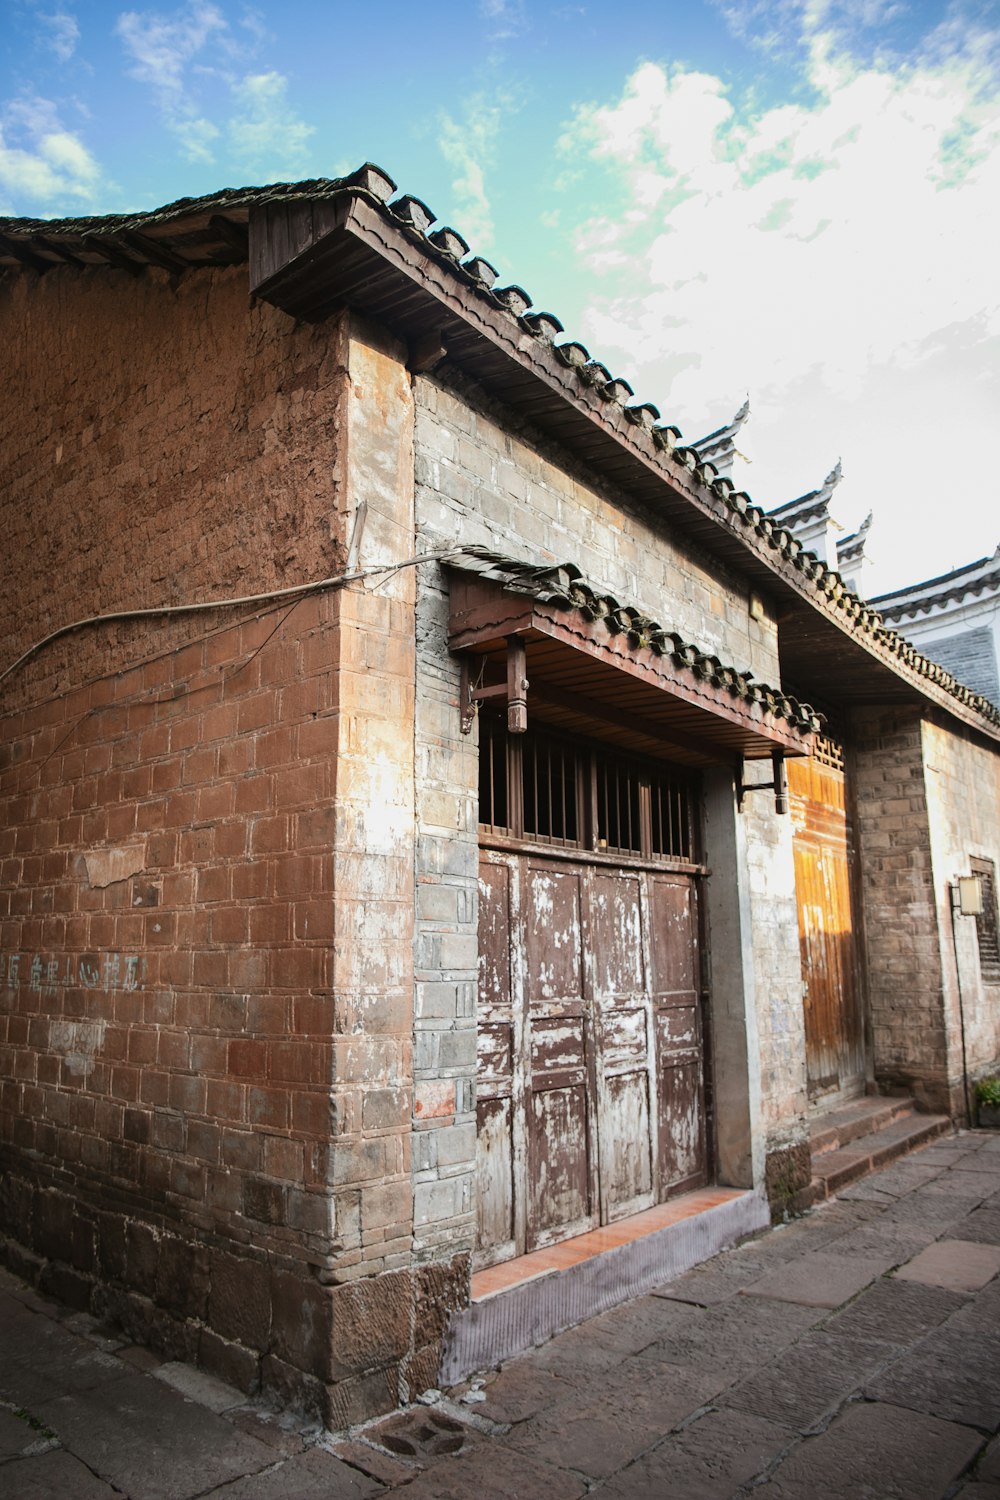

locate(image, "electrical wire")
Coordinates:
0 547 455 691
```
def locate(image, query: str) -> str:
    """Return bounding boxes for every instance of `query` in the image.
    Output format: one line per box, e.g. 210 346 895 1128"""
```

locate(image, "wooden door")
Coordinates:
590 868 655 1223
648 873 708 1195
787 753 865 1103
475 849 705 1267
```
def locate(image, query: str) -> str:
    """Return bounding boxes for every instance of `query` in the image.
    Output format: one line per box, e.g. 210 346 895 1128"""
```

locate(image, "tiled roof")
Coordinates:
768 461 843 529
872 546 1000 619
3 165 1000 738
691 399 750 479
444 546 823 738
837 512 872 566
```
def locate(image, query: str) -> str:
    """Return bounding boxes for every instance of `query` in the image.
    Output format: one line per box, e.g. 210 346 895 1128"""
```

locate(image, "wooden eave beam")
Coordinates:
0 232 51 274
117 229 189 273
80 235 145 275
209 214 250 258
449 589 814 761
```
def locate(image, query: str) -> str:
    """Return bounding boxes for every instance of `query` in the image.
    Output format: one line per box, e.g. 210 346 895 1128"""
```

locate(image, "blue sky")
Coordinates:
3 0 999 595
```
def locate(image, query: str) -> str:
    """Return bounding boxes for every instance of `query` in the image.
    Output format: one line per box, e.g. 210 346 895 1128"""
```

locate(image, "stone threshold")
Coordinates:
439 1186 769 1385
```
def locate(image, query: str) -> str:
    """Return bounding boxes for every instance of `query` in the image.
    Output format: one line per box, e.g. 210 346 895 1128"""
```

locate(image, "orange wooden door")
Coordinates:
787 754 865 1103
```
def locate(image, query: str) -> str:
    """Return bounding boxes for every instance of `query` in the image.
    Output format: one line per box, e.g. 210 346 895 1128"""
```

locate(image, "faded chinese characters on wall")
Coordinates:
0 952 147 997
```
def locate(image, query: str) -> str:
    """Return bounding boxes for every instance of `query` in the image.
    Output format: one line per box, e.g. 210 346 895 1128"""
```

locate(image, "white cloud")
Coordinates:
227 71 313 175
116 0 228 162
114 3 314 177
479 0 528 42
37 9 80 63
116 1 226 93
558 24 1000 592
438 89 517 248
0 95 102 210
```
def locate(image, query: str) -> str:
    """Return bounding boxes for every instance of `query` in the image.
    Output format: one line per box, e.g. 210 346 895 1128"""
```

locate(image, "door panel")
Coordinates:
648 874 707 1196
787 756 865 1102
475 858 520 1263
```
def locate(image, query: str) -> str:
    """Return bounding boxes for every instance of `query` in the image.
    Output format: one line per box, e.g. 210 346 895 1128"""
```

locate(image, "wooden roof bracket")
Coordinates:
736 749 788 814
460 637 528 735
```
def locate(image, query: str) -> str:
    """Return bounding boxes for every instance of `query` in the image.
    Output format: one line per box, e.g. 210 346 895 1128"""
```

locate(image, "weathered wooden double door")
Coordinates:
476 850 706 1266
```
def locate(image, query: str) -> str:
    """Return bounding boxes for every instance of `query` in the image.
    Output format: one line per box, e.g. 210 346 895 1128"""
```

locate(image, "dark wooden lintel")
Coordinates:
0 233 51 274
81 236 144 276
117 229 188 273
209 214 250 258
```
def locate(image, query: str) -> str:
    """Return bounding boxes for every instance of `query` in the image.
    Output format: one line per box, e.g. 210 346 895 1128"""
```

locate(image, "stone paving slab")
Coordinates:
922 1172 1000 1200
754 1398 983 1500
821 1275 967 1346
742 1251 891 1308
502 1371 715 1480
896 1239 1000 1292
947 1273 1000 1333
632 1291 824 1386
865 1325 1000 1432
153 1362 247 1413
376 1441 588 1499
815 1221 929 1265
466 1362 582 1425
950 1155 1000 1175
977 1434 1000 1482
327 1438 415 1487
837 1161 945 1198
33 1373 279 1500
525 1292 700 1383
201 1447 382 1498
953 1209 1000 1245
717 1330 894 1432
0 1448 123 1498
881 1191 989 1232
651 1207 878 1307
837 1178 908 1203
0 1405 49 1460
589 1406 797 1500
915 1145 986 1167
0 1318 128 1409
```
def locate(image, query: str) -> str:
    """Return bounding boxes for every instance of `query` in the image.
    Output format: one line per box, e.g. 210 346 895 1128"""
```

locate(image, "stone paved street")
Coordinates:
3 1130 1000 1498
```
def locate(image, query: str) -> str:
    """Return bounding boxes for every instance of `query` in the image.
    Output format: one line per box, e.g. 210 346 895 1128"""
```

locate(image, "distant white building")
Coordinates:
870 551 1000 708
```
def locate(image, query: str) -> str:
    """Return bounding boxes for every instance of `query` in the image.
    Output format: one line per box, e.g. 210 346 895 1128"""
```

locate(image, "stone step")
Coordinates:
807 1110 951 1203
808 1093 916 1157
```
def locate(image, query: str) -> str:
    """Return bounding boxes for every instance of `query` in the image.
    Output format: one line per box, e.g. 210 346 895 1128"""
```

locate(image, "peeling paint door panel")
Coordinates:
589 871 655 1222
787 755 865 1103
648 874 707 1196
523 864 596 1249
476 849 705 1267
475 858 519 1262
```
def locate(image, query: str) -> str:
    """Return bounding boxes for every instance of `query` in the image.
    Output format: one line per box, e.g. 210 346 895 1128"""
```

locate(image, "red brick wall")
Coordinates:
1 264 345 710
0 263 351 1403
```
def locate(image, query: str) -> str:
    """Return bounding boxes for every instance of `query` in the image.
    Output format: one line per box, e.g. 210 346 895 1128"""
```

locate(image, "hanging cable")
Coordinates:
0 546 456 691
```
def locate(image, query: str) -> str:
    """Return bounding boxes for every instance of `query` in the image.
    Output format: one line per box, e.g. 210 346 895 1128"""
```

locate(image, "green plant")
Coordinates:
975 1076 1000 1108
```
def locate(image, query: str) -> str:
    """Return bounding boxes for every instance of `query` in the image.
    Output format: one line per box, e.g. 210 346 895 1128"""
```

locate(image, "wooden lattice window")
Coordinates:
812 734 845 772
971 857 1000 983
478 716 695 863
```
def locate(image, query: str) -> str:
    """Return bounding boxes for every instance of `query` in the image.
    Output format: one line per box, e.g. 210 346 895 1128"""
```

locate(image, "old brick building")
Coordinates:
3 164 1000 1425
